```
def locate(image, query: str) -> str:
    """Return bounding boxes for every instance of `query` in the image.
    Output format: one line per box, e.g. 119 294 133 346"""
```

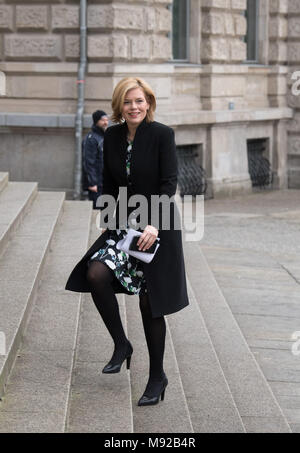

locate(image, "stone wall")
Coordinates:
0 0 172 113
201 0 247 64
0 0 172 63
88 1 171 62
0 0 296 197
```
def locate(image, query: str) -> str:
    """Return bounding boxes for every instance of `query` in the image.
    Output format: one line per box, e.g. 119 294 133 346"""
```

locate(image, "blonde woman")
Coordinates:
66 77 189 406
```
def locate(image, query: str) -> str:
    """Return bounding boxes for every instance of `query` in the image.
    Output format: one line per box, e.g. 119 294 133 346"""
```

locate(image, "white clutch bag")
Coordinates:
116 228 160 264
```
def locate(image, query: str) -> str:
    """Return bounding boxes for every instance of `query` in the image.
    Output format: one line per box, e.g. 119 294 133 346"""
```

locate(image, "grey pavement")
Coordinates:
199 188 300 433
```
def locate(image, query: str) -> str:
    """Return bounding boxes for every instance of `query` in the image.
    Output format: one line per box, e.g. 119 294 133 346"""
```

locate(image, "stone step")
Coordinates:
0 199 92 432
0 195 292 432
167 276 245 432
184 241 292 433
201 244 300 433
125 294 194 433
0 173 8 193
123 247 245 432
0 191 65 401
66 293 134 433
66 211 133 433
0 181 38 257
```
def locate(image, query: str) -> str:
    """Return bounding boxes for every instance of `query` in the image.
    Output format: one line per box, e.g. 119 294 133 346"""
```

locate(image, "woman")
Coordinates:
65 77 189 406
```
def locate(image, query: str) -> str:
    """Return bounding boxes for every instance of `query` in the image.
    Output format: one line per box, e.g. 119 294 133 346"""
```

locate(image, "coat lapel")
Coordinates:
125 118 151 183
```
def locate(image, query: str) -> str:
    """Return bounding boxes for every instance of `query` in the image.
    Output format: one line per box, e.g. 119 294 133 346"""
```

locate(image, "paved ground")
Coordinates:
0 174 298 432
199 188 300 433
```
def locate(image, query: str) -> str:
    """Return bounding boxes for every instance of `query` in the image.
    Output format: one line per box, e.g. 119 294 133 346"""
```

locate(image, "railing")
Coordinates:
247 139 273 188
176 146 207 197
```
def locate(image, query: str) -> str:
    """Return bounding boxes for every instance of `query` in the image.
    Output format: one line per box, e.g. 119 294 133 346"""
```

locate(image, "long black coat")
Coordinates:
65 118 189 318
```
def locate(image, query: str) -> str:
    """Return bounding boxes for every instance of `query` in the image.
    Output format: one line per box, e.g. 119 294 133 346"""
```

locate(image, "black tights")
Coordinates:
86 261 166 381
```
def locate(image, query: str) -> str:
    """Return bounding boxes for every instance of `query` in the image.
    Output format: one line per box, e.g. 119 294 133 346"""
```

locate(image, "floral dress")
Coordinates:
88 139 148 295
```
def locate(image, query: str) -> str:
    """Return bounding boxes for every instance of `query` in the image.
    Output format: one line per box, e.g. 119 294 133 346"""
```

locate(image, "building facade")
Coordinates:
0 0 298 198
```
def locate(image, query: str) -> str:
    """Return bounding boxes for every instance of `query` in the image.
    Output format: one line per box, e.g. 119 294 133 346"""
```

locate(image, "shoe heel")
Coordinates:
126 355 132 370
161 388 166 401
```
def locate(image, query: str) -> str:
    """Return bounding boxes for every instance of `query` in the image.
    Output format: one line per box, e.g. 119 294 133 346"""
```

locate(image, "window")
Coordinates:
172 0 190 61
245 0 259 62
247 139 272 188
176 145 207 196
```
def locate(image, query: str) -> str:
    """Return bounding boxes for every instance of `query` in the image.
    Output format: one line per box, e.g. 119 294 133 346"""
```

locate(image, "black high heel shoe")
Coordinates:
102 341 133 374
137 374 168 406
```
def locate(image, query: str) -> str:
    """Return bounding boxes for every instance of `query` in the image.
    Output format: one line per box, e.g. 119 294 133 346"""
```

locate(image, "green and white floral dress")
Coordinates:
88 139 147 295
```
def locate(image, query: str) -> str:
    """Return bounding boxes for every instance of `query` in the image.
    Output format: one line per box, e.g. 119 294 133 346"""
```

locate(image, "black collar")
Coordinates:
121 117 151 141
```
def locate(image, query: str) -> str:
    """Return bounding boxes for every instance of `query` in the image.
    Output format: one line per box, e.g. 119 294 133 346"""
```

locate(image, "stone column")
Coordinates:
201 0 247 110
272 119 289 189
201 0 252 197
287 0 300 188
207 121 252 198
268 0 289 108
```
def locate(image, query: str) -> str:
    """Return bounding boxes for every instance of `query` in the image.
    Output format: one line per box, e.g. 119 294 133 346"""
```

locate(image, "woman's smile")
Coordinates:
122 87 149 127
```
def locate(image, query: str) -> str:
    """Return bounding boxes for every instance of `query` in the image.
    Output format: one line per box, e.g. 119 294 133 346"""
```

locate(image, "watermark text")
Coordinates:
0 331 6 356
95 187 204 242
0 71 6 96
291 331 300 356
291 71 300 96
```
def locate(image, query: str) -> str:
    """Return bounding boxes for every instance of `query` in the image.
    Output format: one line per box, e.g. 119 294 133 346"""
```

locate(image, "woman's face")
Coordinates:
121 88 150 128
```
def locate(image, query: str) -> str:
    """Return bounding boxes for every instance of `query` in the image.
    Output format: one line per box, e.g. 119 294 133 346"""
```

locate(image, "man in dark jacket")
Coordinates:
82 110 109 209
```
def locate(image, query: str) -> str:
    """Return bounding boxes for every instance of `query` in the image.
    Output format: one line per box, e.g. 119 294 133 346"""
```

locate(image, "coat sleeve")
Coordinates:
102 134 119 199
99 134 119 225
150 127 179 233
84 136 99 187
159 127 178 197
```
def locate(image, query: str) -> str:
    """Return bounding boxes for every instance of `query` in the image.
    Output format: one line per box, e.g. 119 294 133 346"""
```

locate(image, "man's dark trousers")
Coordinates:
88 190 101 210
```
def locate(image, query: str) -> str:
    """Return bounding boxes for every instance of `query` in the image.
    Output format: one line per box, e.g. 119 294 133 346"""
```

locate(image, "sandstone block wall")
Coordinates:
0 0 173 114
0 0 172 63
201 0 247 64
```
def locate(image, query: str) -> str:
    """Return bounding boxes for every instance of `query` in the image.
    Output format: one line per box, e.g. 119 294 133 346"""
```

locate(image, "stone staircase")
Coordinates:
0 172 292 433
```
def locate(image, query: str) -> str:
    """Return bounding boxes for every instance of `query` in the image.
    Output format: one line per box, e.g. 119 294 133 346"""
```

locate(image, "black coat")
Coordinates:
65 118 189 318
82 125 104 191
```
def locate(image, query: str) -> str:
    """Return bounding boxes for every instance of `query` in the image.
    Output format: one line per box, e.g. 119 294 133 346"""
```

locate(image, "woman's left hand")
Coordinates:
137 225 158 251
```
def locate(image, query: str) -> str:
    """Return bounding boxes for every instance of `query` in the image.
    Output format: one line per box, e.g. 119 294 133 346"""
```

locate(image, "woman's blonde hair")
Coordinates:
111 77 156 124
